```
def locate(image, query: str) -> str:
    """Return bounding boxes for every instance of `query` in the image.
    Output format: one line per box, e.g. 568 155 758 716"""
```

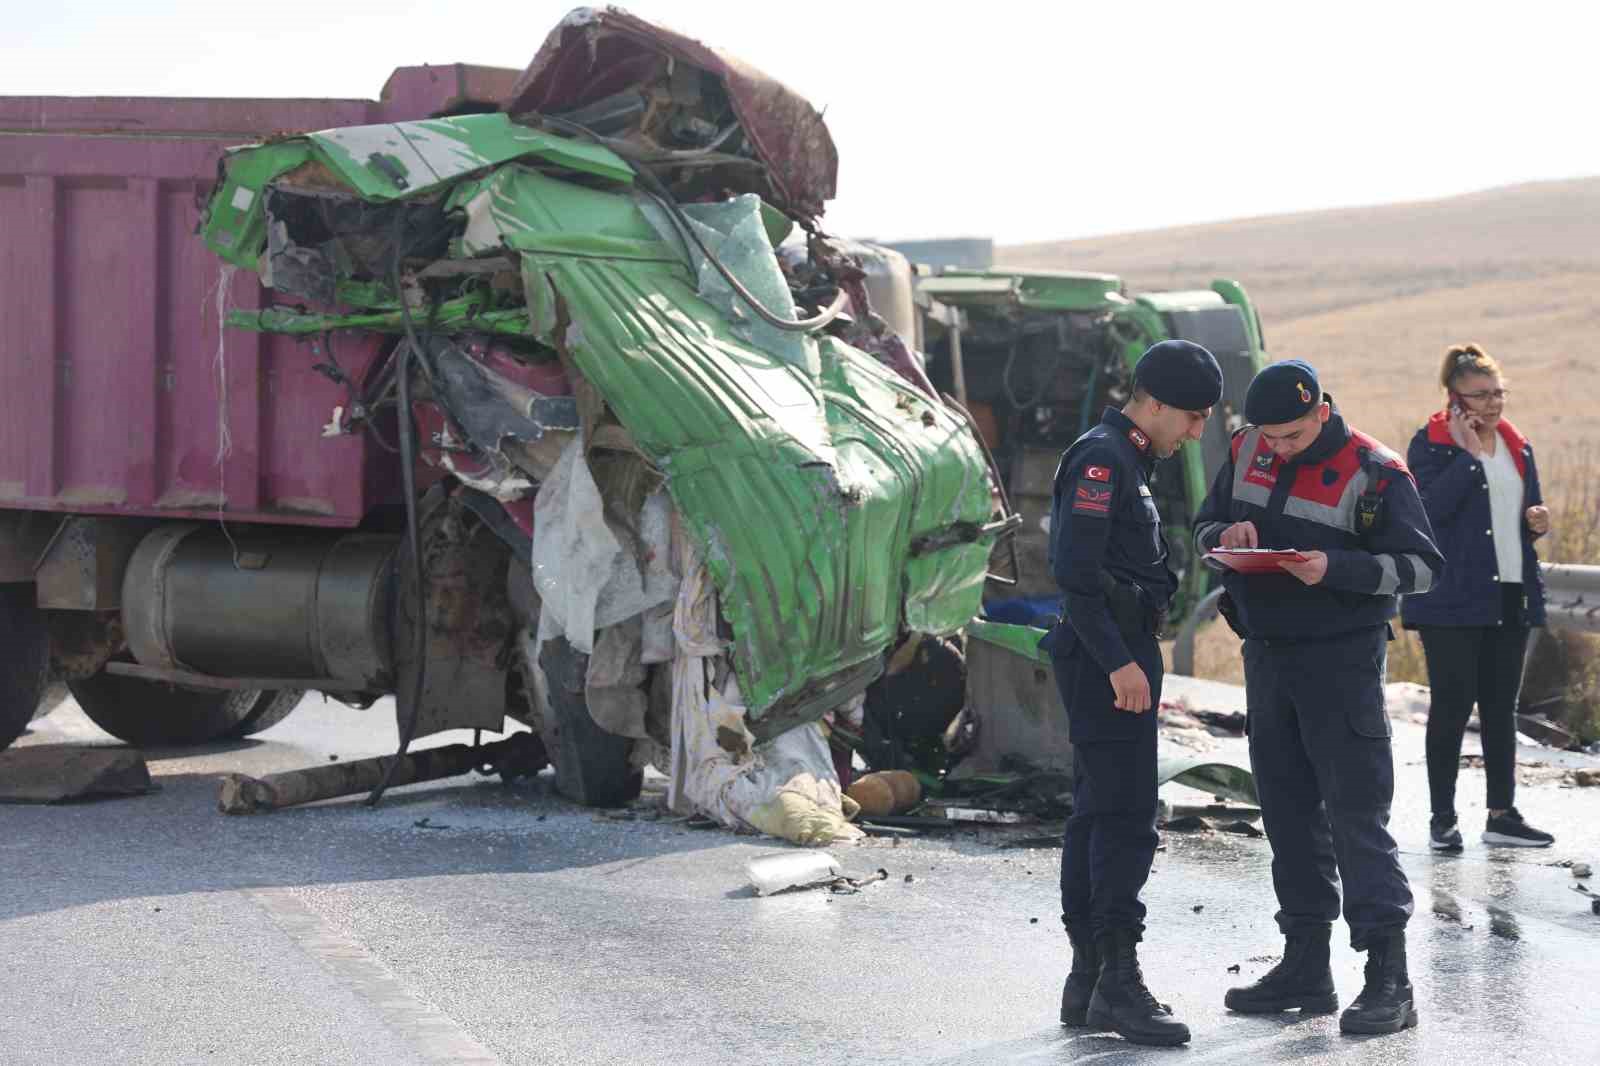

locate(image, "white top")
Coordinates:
1482 437 1524 583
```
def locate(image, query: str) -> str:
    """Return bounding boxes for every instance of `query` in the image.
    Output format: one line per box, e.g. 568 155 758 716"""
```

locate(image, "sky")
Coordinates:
7 1 1599 245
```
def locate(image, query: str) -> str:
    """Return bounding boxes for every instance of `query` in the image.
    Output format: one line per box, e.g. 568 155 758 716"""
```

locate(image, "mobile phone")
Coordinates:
1448 392 1465 418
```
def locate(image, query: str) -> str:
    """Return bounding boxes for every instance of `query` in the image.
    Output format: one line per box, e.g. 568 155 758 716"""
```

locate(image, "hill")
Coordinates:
1000 178 1600 476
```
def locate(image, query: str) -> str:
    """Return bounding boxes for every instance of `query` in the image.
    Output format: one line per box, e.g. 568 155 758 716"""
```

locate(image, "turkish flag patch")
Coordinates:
1083 465 1111 482
1072 481 1112 516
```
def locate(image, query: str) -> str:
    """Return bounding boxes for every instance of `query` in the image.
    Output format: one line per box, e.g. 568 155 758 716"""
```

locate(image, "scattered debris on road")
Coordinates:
1572 882 1600 916
744 852 889 896
747 852 843 896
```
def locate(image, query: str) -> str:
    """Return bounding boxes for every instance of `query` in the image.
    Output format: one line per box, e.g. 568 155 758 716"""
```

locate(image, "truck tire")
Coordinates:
0 584 50 752
537 635 642 808
228 689 306 738
68 671 264 747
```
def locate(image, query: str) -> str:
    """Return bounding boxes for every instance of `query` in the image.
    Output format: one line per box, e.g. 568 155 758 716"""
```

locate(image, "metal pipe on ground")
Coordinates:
217 733 545 814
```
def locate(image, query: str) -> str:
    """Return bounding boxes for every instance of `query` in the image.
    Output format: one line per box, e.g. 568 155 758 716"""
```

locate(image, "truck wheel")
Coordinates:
537 636 642 808
227 689 306 738
68 672 263 747
0 584 50 752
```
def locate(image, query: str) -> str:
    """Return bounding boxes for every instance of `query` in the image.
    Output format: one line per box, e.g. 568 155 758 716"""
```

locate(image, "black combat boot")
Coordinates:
1059 924 1100 1027
1224 926 1339 1014
1339 931 1418 1035
1087 930 1191 1046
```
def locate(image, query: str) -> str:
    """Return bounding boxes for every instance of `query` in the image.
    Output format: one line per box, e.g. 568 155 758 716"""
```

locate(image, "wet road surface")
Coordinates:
4 690 1598 1065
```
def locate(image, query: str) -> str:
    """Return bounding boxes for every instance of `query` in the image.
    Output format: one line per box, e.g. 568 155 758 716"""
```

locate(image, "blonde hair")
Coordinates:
1440 343 1502 391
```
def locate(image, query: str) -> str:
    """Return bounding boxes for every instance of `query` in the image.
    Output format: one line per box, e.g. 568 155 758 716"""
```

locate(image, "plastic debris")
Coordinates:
746 851 843 896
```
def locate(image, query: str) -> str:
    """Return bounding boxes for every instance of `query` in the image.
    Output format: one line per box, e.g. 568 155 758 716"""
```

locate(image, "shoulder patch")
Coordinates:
1083 464 1111 482
1072 478 1113 517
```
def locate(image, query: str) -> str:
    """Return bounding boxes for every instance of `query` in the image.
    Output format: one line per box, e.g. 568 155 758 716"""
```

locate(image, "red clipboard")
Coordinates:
1204 548 1309 574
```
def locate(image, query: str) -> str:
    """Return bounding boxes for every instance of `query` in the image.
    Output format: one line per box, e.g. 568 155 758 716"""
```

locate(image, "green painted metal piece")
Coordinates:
201 141 313 267
1132 289 1226 314
202 114 631 268
1210 278 1264 353
926 269 1124 312
226 300 532 338
966 619 1049 664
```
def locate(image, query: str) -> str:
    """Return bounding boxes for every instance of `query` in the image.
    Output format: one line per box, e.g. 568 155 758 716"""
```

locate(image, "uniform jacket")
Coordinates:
1398 412 1546 628
1193 402 1444 641
1042 407 1177 672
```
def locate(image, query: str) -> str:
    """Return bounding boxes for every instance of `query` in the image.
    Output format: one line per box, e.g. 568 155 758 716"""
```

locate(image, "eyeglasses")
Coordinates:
1458 389 1509 402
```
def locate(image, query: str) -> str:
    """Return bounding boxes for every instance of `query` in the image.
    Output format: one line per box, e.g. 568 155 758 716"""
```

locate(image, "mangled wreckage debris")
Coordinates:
199 7 1011 844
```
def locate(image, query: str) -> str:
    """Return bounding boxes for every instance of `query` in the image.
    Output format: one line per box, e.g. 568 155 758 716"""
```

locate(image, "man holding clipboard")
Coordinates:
1194 360 1443 1036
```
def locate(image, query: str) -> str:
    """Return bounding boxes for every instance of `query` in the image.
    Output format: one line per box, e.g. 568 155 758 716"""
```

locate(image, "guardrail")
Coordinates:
1171 562 1600 677
1541 563 1600 634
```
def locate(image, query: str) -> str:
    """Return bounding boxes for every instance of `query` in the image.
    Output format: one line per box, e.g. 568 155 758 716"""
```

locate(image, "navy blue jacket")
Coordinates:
1399 412 1546 628
1041 407 1178 672
1194 403 1444 641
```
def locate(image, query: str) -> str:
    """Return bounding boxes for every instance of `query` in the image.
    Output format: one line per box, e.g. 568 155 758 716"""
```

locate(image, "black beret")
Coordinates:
1245 360 1322 425
1133 340 1223 411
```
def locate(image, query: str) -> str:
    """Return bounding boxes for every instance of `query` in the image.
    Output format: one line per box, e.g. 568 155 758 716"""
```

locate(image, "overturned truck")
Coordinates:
0 9 1008 809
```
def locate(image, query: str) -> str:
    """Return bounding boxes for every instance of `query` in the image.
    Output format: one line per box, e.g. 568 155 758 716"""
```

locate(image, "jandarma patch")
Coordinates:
1127 428 1149 450
1073 481 1112 515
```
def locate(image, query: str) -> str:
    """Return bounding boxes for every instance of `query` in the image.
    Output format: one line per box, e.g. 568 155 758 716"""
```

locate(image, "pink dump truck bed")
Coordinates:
0 65 517 526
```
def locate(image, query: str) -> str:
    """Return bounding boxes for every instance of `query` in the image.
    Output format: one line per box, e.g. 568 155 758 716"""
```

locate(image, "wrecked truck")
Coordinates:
0 9 1008 808
916 269 1268 622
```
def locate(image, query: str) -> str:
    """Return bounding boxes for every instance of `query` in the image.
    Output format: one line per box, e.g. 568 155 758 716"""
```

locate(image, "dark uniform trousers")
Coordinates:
1055 631 1163 938
1243 625 1413 949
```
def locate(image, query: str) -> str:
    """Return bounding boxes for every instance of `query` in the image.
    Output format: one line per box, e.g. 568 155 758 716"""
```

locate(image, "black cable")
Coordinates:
366 224 432 807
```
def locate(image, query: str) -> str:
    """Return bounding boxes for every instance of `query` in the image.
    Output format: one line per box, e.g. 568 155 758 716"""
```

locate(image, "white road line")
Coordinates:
247 887 503 1066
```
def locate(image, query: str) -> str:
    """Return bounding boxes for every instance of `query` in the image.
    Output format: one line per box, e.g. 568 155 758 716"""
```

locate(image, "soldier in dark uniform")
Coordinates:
1194 360 1444 1036
1044 339 1221 1047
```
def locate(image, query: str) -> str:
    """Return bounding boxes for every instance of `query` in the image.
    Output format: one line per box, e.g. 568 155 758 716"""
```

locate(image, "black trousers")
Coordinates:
1054 632 1162 938
1417 584 1530 815
1243 626 1413 950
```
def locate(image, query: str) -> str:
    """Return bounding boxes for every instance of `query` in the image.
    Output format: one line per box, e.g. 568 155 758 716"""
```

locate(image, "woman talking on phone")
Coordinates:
1402 343 1554 850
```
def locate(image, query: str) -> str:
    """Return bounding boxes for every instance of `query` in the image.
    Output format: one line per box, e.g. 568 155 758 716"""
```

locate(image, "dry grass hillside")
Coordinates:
1004 179 1600 736
1002 177 1600 467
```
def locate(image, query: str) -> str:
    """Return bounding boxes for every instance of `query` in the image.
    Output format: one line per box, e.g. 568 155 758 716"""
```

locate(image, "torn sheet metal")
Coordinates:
506 5 838 220
639 193 817 377
428 338 578 452
202 114 632 269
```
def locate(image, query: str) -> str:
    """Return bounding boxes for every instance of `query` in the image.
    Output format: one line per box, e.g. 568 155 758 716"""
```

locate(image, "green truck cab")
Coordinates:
915 269 1268 624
